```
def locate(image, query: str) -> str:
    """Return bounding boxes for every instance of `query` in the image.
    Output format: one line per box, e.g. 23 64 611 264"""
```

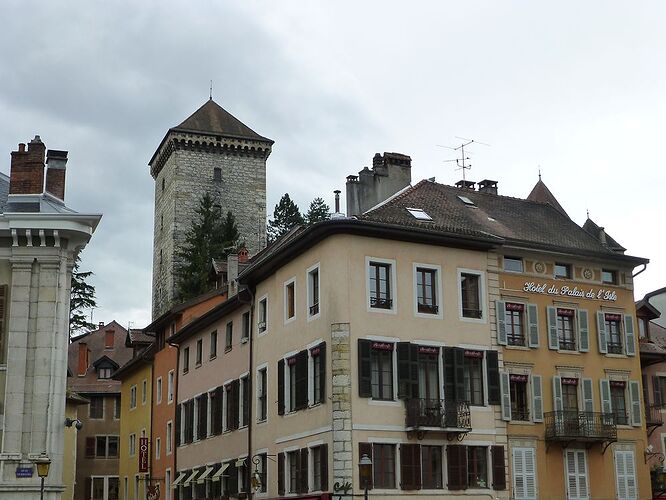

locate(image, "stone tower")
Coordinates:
149 99 273 318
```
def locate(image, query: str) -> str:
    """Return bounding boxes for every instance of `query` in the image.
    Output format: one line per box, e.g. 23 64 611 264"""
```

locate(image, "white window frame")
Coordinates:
156 376 163 404
365 335 401 405
306 338 325 406
90 476 120 500
142 379 147 405
167 370 174 403
165 469 172 500
129 433 136 456
457 268 487 323
256 363 268 423
257 295 268 336
166 421 173 455
366 256 398 315
412 262 443 319
130 385 137 410
306 263 321 321
284 277 297 324
155 437 161 460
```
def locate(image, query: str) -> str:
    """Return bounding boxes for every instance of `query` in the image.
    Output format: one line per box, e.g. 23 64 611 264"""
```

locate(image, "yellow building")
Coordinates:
114 347 154 500
63 390 89 500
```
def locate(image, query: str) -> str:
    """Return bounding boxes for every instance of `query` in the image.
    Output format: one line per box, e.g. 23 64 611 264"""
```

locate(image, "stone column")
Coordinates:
331 323 353 489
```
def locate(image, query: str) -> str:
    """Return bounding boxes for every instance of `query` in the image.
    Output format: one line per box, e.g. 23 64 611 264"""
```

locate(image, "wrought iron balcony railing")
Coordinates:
370 297 393 309
645 404 663 434
544 411 617 442
405 398 472 431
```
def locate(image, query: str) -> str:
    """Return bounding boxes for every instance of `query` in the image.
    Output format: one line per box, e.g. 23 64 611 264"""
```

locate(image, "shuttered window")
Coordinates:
196 394 208 439
277 453 285 495
400 444 421 490
311 444 328 491
565 450 589 500
512 447 537 500
184 400 194 444
491 445 506 490
614 450 637 500
421 445 443 489
446 445 468 490
210 386 223 435
373 444 396 489
175 404 181 446
358 339 394 400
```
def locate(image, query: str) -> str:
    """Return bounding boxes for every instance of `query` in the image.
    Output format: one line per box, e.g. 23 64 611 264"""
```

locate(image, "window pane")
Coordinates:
461 273 481 318
108 436 119 457
504 257 523 272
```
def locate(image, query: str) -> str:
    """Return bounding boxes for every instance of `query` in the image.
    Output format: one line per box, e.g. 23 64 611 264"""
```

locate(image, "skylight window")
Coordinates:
406 208 433 221
457 195 476 207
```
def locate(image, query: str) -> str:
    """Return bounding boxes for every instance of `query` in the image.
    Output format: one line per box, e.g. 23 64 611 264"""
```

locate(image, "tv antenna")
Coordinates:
437 137 490 181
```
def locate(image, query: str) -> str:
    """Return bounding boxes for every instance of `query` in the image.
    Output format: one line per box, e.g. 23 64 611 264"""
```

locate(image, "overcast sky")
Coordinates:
1 1 664 329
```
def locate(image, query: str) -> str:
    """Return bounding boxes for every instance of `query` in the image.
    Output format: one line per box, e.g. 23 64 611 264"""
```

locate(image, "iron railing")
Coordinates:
646 404 664 427
405 398 472 430
370 297 393 309
545 411 617 442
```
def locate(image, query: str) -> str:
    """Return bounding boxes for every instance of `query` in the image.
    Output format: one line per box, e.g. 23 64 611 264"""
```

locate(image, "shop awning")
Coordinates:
182 469 201 486
171 472 187 488
196 466 214 484
211 462 230 482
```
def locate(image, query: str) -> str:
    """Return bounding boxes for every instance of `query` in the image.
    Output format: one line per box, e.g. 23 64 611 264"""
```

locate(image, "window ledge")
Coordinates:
556 350 581 355
368 400 401 407
505 345 530 351
209 355 217 361
605 353 627 359
509 420 536 426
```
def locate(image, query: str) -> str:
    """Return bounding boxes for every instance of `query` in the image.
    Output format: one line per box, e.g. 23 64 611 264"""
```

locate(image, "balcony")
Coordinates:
545 411 617 449
646 404 663 436
405 398 472 433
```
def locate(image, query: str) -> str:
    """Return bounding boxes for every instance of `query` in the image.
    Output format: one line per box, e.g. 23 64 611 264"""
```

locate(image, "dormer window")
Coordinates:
92 355 119 380
98 367 112 379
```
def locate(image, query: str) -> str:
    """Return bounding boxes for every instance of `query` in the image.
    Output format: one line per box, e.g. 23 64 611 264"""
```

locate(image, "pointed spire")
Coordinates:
526 177 569 218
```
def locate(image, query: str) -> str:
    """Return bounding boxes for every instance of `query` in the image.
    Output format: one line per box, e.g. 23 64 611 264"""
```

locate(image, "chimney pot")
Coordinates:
334 190 341 213
45 149 68 200
478 179 498 195
455 180 476 190
18 143 25 152
98 322 104 329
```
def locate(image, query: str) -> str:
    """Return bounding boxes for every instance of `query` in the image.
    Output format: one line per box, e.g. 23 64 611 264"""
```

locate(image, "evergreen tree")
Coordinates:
267 193 304 243
69 254 97 336
305 197 331 226
176 194 239 301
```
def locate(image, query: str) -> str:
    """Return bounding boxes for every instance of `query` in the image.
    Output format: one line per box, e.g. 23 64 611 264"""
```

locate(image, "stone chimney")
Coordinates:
77 343 88 376
45 149 68 200
227 253 239 297
9 135 46 195
478 179 498 195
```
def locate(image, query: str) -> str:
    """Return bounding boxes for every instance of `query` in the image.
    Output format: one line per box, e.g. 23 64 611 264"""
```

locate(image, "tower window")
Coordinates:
162 177 165 192
213 167 222 181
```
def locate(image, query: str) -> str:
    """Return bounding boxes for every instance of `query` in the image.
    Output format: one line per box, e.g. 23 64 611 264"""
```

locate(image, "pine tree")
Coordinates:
69 254 97 336
304 197 330 226
176 194 239 301
267 193 304 243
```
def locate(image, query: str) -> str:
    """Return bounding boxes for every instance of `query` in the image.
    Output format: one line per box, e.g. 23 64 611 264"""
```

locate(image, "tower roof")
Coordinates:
172 99 273 143
526 179 568 218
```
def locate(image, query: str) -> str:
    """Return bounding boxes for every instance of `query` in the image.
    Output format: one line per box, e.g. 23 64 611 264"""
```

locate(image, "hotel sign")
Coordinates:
139 437 149 473
523 282 617 302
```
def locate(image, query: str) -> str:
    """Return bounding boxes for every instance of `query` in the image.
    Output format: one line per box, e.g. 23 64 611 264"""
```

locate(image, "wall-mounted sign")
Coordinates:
523 282 617 302
15 467 33 478
139 437 149 473
146 485 160 500
418 346 439 354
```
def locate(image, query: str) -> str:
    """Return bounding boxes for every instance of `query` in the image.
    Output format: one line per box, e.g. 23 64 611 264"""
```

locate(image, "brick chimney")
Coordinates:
77 343 88 376
9 135 46 195
238 246 249 264
45 149 68 200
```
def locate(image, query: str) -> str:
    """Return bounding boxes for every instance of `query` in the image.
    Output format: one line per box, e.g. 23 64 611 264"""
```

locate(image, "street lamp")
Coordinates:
358 453 372 500
34 453 51 500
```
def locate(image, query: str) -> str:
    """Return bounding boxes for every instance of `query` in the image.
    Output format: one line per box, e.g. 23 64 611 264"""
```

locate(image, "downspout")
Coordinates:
633 263 647 279
239 286 255 499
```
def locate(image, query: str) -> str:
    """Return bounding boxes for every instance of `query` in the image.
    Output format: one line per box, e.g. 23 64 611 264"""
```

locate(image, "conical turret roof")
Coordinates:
526 179 568 218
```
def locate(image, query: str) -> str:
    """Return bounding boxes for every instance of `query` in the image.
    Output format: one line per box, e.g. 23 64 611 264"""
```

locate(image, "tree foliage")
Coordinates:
267 193 304 243
176 193 239 301
305 197 330 226
70 254 97 336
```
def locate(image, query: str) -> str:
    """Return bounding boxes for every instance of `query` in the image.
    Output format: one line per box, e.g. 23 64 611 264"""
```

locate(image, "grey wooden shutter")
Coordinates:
653 376 662 407
599 379 611 415
552 376 563 411
582 378 594 413
500 372 511 421
277 453 285 495
486 350 500 405
547 307 558 350
578 309 589 352
277 359 285 415
532 375 543 422
358 340 372 397
624 315 636 356
596 311 607 354
358 443 373 489
629 380 641 426
397 342 418 399
496 300 507 345
527 303 539 348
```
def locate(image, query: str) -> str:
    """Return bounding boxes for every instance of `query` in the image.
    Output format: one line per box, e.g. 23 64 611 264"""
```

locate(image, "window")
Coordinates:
312 446 323 491
504 257 524 273
130 385 137 410
258 297 267 333
167 370 174 403
285 280 295 321
562 379 579 412
142 379 147 405
129 434 136 456
554 263 571 279
114 396 121 419
368 261 392 310
90 396 104 419
614 450 637 500
225 322 233 352
468 446 488 488
95 435 118 458
258 453 267 493
156 377 163 404
166 421 173 454
565 450 589 500
464 352 484 406
460 272 482 319
182 347 190 374
373 444 396 489
371 343 394 400
307 265 320 317
210 330 218 359
241 312 250 342
422 445 443 489
610 381 628 425
225 382 236 431
196 339 203 365
605 313 623 354
602 269 617 285
506 303 525 346
213 167 222 181
417 348 440 401
511 447 537 500
287 451 299 493
509 375 529 421
98 367 112 379
557 308 576 351
162 177 165 191
241 375 250 427
416 267 438 314
155 437 161 459
91 476 120 500
165 470 171 500
406 207 433 221
257 367 267 421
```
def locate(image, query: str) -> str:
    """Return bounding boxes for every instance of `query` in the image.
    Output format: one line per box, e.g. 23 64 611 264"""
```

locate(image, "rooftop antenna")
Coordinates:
209 80 213 100
437 137 490 181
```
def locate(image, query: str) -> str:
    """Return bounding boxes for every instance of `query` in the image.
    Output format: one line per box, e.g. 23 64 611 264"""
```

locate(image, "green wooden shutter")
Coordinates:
532 375 543 422
454 348 466 402
447 445 467 490
578 309 589 352
318 343 326 403
624 315 636 356
400 443 422 490
596 311 607 354
547 307 558 350
500 372 511 421
552 376 563 411
629 380 641 426
175 403 181 446
320 443 328 491
527 303 539 348
582 378 594 413
486 350 500 405
599 379 611 415
299 448 309 493
496 300 507 345
397 342 418 399
277 453 285 495
358 340 372 397
277 359 285 415
491 445 506 490
295 350 309 410
443 347 455 402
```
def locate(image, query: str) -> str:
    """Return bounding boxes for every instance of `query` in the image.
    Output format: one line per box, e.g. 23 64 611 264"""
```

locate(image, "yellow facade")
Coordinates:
118 359 153 500
62 392 87 500
498 254 651 499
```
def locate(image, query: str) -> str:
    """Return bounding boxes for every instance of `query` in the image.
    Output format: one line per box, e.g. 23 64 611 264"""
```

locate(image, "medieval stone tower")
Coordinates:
149 99 273 318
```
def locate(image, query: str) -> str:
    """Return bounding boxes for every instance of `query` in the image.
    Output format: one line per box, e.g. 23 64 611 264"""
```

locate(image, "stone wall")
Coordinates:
330 322 353 489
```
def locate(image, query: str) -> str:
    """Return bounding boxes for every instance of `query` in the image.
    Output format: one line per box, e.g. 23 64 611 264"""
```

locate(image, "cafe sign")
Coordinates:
523 282 617 302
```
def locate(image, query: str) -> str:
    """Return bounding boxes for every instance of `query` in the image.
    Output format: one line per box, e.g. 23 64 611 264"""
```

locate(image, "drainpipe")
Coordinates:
239 286 255 499
632 263 647 279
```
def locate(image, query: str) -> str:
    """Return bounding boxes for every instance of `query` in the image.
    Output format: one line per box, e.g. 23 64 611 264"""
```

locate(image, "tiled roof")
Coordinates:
582 218 626 252
526 179 568 217
640 322 666 356
128 329 153 345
